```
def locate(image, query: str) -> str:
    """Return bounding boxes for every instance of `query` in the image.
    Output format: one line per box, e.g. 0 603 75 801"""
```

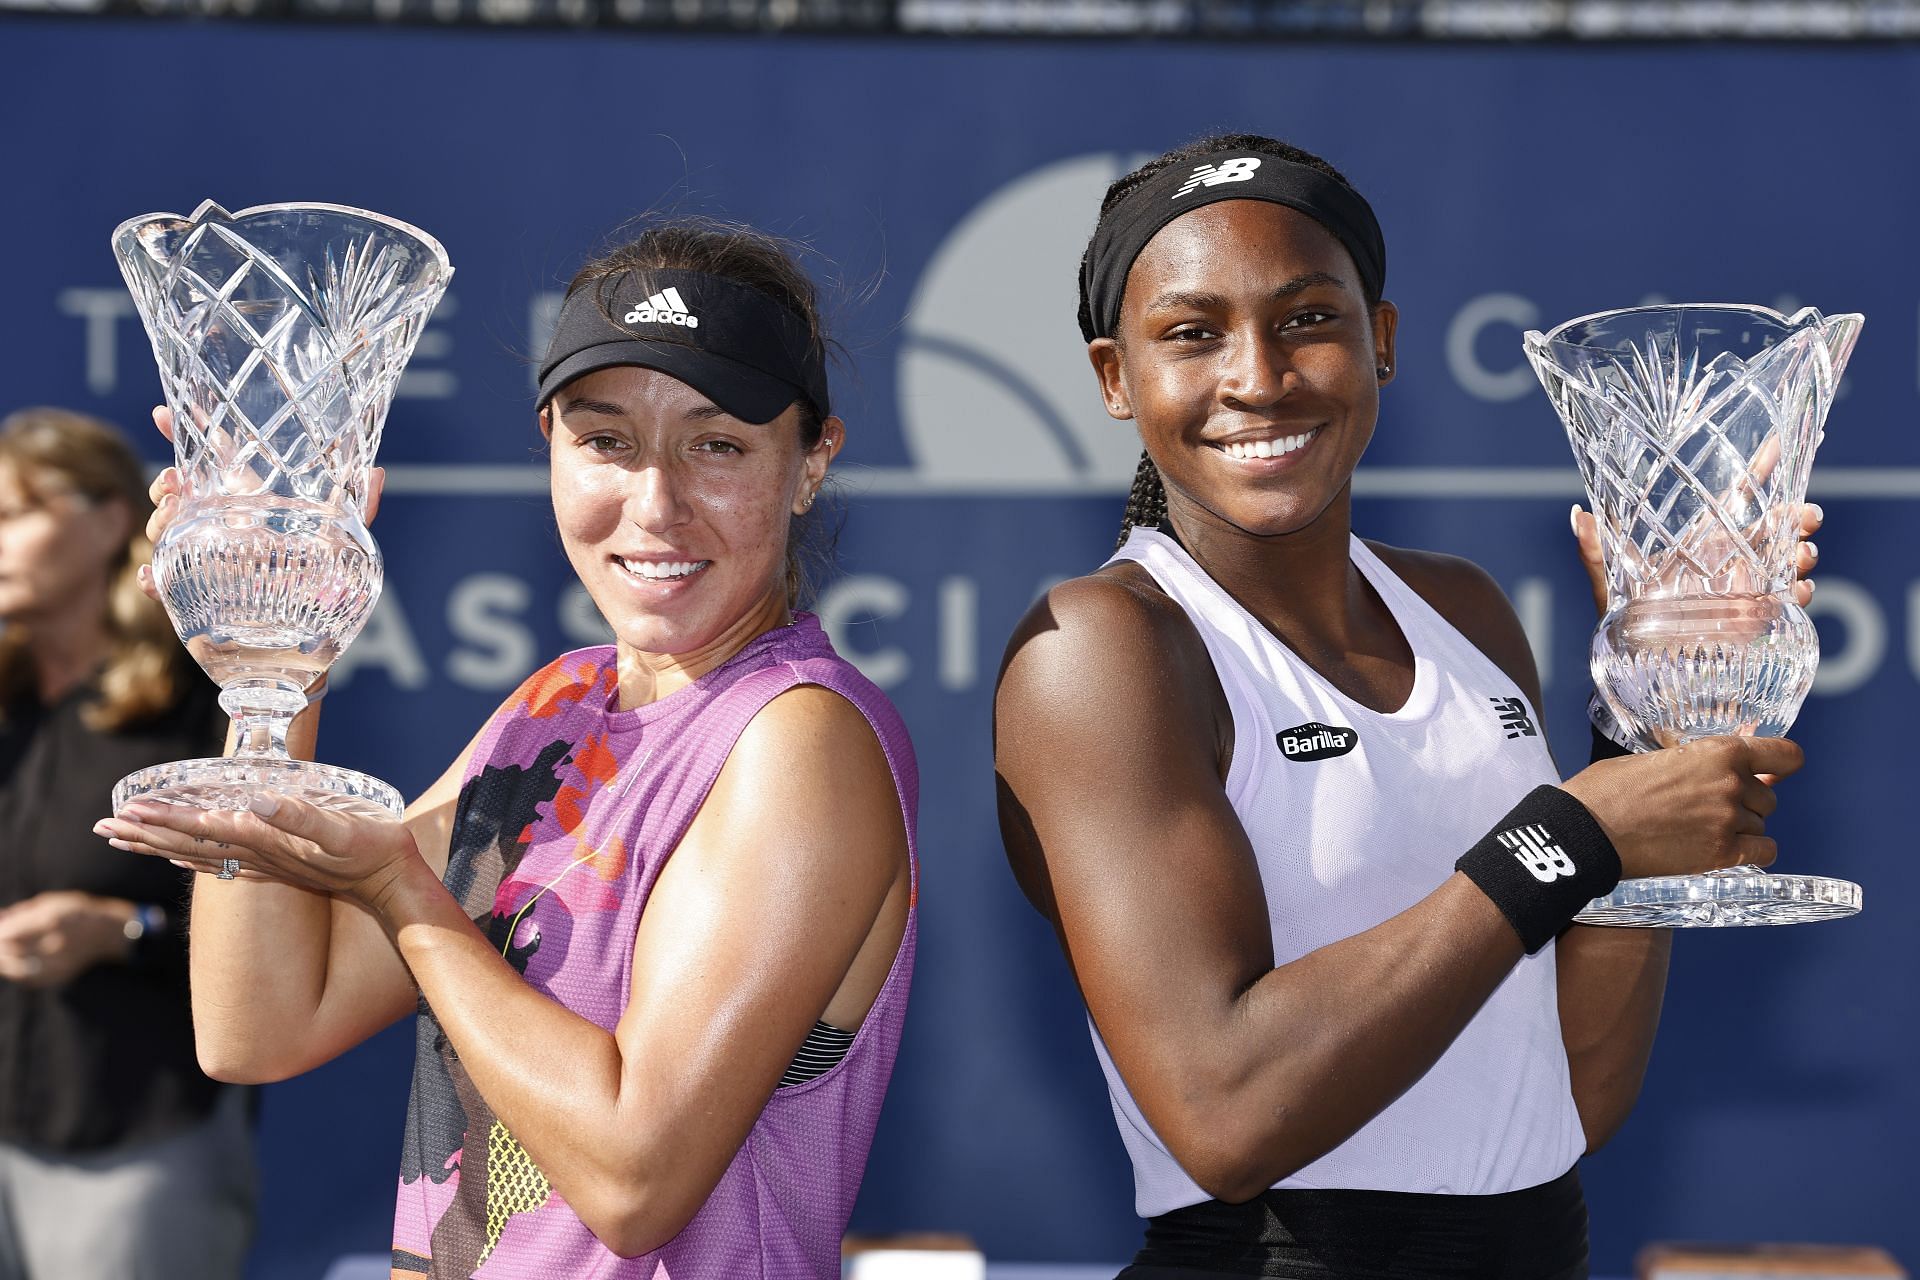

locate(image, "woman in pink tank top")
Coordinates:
99 222 918 1279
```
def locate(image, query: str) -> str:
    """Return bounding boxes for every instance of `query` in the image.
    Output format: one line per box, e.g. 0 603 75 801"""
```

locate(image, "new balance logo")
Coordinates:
1173 156 1262 199
1275 721 1358 762
624 287 699 329
1496 825 1577 883
1490 696 1537 739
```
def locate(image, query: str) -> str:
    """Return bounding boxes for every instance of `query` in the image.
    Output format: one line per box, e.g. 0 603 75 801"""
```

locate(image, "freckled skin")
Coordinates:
541 366 839 708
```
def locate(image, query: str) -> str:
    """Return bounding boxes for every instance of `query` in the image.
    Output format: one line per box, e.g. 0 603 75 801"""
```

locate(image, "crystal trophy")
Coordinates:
1525 304 1863 926
110 201 452 820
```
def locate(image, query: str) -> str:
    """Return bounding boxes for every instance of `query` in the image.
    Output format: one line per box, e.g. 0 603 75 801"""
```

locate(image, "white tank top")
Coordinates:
1093 527 1585 1216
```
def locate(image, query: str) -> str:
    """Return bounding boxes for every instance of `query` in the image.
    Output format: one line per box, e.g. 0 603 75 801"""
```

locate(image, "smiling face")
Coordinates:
1091 199 1398 544
544 365 838 686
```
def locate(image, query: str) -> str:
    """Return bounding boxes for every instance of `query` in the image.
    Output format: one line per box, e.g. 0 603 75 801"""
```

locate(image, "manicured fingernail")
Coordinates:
1808 503 1824 523
249 794 279 817
170 860 193 870
1804 542 1818 561
1805 579 1816 598
92 821 112 837
107 839 133 852
1569 503 1583 536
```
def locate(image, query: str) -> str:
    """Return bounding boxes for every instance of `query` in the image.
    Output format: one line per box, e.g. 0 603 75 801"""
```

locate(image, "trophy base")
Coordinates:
1573 868 1861 927
112 757 403 822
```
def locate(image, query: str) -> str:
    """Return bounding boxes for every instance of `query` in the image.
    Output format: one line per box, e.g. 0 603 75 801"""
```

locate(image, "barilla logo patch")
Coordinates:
1275 721 1358 761
1173 156 1262 198
624 286 699 329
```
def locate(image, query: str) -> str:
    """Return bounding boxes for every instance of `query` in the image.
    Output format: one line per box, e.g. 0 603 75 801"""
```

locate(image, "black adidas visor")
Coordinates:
537 269 829 424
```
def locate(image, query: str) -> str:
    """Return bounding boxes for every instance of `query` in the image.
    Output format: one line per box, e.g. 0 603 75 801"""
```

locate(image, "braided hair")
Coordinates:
1082 134 1372 551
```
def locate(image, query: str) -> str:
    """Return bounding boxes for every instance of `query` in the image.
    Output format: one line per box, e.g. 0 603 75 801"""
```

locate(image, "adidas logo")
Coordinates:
624 286 699 329
1173 156 1262 199
1496 824 1578 884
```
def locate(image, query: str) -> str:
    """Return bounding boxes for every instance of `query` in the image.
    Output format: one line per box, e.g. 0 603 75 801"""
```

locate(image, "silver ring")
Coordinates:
217 857 240 881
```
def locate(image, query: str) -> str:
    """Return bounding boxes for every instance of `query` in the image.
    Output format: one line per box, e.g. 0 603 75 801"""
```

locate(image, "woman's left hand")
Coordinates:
0 892 141 988
96 796 423 913
1571 501 1822 618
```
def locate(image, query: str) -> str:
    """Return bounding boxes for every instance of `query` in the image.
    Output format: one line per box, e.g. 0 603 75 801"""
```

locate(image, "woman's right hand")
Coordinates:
137 406 385 605
137 408 183 604
1559 735 1804 878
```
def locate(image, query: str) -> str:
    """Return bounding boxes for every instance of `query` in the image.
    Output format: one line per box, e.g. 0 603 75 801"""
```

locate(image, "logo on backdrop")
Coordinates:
624 287 699 329
1275 721 1359 762
1497 824 1577 883
896 151 1153 493
1173 156 1262 198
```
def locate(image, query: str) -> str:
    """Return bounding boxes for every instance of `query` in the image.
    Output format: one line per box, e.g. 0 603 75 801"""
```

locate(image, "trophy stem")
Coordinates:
1576 736 1862 927
219 680 305 759
110 679 404 821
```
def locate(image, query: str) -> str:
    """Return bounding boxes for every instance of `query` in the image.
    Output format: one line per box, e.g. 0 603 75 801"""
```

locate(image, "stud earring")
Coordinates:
1377 364 1392 379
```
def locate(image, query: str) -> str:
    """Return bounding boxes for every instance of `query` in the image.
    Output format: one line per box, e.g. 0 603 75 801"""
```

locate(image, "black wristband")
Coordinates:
1456 785 1622 954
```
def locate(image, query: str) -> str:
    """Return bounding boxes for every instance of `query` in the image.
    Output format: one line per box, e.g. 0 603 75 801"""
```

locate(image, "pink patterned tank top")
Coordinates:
391 613 918 1279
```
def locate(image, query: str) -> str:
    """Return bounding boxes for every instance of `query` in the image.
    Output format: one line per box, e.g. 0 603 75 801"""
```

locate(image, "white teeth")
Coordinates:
619 558 707 581
1225 429 1317 461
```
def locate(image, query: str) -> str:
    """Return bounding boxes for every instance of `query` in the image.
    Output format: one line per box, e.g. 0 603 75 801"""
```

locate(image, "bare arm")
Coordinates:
997 574 1529 1201
105 694 476 1082
997 566 1795 1200
110 682 909 1257
181 714 473 1083
1378 544 1672 1152
387 685 908 1255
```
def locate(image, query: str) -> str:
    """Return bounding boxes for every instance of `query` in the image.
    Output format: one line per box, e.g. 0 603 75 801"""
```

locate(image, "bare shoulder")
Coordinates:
1365 540 1541 701
725 681 899 810
998 562 1215 711
995 562 1232 918
687 680 907 909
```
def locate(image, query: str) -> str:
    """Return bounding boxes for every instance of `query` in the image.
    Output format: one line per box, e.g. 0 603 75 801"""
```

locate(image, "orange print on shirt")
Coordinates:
513 657 615 722
589 833 628 881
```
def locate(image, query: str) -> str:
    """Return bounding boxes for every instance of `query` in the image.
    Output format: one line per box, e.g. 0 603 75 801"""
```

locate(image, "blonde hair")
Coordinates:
0 408 191 731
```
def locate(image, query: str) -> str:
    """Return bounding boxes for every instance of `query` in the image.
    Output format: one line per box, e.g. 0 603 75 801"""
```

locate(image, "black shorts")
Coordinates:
1115 1166 1588 1280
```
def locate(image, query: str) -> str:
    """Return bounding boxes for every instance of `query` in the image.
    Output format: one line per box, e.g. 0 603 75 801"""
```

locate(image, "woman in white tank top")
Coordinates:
993 134 1819 1280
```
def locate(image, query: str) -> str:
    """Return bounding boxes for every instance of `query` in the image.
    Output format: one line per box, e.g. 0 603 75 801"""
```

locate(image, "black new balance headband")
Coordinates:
538 269 830 424
1079 151 1387 343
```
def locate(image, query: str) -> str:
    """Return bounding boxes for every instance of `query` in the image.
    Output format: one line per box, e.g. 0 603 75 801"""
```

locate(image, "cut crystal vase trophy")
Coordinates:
1525 304 1864 927
109 201 452 820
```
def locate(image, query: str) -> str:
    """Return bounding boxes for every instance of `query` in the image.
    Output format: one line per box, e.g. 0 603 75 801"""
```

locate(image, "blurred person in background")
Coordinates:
0 407 253 1278
97 221 917 1279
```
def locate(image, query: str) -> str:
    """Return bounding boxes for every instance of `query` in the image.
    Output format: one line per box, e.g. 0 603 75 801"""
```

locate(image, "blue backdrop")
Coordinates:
2 21 1915 1274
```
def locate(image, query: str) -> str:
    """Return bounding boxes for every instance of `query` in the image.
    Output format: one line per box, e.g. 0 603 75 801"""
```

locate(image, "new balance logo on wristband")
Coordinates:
1173 156 1262 198
1496 824 1578 883
1275 721 1359 762
1490 696 1538 739
624 287 699 329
